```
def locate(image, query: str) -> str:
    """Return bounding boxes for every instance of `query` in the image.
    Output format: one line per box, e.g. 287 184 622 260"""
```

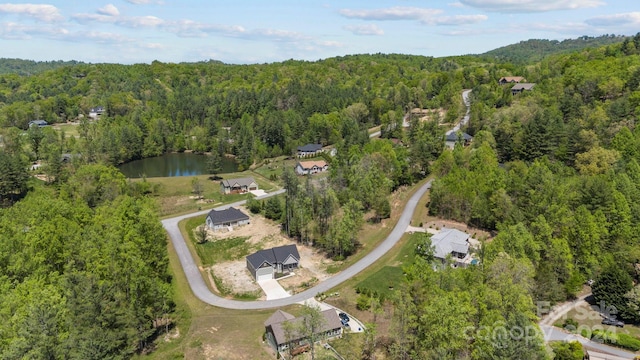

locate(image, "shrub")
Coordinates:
356 294 371 311
246 197 262 214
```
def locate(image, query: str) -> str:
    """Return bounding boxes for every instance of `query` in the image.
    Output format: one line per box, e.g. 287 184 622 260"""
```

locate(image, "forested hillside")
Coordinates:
0 166 171 359
1 34 640 359
480 34 631 64
0 58 83 76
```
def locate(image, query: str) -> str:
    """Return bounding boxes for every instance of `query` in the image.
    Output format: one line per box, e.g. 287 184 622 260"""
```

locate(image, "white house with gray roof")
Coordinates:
246 244 300 281
205 207 250 232
431 228 472 266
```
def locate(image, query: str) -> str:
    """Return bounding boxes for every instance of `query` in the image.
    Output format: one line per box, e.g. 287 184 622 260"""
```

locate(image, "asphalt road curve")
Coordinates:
162 181 432 310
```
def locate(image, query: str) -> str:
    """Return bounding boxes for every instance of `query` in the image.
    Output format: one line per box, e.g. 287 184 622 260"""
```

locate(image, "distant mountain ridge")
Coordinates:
0 34 634 74
0 58 83 76
479 34 630 63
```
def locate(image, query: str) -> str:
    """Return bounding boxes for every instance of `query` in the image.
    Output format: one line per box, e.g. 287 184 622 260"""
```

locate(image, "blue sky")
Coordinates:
0 0 637 64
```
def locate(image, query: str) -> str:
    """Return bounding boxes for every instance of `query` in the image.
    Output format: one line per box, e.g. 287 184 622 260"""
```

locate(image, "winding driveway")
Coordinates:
162 180 432 310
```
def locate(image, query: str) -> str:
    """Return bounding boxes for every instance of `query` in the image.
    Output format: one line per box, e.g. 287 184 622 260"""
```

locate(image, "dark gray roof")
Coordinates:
246 244 300 269
206 207 249 226
445 132 473 142
297 144 323 152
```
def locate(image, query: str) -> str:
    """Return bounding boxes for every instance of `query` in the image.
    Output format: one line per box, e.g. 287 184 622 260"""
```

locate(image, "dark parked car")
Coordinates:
602 317 624 327
339 312 350 322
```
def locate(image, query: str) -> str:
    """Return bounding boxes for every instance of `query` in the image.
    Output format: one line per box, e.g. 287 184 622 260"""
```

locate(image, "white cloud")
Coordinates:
428 14 488 26
339 7 441 21
586 12 640 27
344 24 384 36
98 4 120 17
459 0 604 13
73 12 165 28
125 0 160 4
0 3 63 22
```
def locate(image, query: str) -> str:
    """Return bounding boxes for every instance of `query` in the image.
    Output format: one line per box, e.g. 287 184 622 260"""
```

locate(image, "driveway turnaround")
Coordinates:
161 180 432 310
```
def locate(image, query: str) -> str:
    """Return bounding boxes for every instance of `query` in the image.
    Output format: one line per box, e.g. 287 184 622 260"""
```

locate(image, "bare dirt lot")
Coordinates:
207 207 335 298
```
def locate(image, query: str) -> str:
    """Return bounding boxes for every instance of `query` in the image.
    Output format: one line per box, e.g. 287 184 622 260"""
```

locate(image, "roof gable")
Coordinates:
297 160 328 170
246 244 299 269
221 177 256 188
206 207 249 225
264 310 295 327
445 132 473 142
269 309 342 345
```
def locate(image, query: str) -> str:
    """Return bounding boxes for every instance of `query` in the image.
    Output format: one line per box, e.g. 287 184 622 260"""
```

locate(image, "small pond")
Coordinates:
118 153 237 178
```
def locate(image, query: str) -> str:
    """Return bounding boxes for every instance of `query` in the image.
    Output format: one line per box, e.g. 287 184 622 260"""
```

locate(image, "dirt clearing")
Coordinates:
207 207 336 297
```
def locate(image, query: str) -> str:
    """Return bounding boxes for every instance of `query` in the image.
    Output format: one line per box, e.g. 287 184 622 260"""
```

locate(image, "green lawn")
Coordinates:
356 266 405 300
184 215 254 266
354 231 420 300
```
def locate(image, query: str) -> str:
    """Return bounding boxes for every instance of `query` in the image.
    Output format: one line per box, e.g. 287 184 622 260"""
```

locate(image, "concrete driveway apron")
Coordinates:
258 279 291 300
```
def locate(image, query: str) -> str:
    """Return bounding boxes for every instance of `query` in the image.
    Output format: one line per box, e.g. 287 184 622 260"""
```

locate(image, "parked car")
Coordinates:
339 312 350 322
341 318 349 327
602 317 624 327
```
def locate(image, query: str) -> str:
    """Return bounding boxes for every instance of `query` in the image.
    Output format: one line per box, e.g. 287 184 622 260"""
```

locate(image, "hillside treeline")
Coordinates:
0 165 172 359
0 54 498 170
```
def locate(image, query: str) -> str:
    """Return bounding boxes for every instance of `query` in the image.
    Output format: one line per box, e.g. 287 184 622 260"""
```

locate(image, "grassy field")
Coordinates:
184 215 254 266
132 168 279 218
51 122 81 138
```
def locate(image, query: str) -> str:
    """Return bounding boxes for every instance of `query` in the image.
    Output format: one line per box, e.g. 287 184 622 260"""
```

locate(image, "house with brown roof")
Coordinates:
499 76 526 84
264 309 343 354
295 160 328 175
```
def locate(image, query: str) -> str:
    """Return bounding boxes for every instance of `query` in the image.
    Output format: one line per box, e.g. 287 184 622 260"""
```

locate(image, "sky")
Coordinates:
0 0 638 64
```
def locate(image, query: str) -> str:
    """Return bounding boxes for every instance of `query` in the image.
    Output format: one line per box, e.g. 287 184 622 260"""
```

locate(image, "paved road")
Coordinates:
450 89 472 134
538 293 637 358
162 181 432 310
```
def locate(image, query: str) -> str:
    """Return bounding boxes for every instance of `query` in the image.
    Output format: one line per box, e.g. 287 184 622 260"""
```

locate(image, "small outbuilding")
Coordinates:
205 207 250 232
